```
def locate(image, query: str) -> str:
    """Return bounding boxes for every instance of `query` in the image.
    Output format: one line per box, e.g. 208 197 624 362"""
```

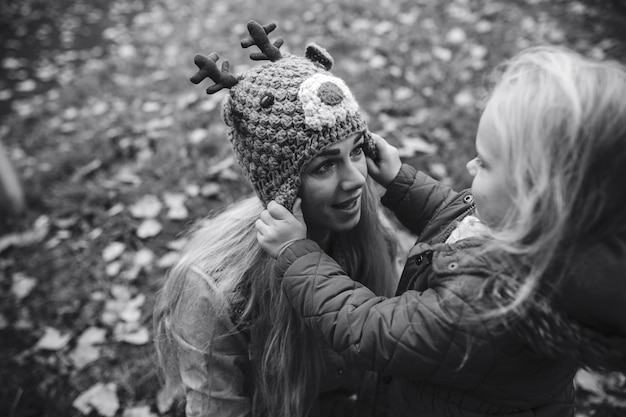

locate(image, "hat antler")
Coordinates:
240 21 283 62
190 52 239 94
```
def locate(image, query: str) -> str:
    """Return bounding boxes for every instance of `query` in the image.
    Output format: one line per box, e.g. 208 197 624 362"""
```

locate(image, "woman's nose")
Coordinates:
466 158 478 177
341 161 366 191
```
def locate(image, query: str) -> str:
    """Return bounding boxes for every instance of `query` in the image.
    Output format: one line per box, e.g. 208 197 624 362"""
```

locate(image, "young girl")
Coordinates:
153 21 397 417
256 46 626 416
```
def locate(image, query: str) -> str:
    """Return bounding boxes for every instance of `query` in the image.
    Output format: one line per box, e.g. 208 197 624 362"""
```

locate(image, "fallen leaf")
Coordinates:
106 261 123 277
200 182 221 198
428 162 448 180
114 323 150 345
53 216 79 229
0 89 13 100
2 57 22 70
166 238 188 251
432 46 453 62
77 327 107 346
102 287 145 326
163 192 188 220
176 91 199 109
120 265 142 281
11 272 37 300
73 383 119 417
189 128 208 144
393 86 414 101
91 100 109 116
156 251 181 269
69 343 101 369
114 170 142 186
167 205 188 220
206 156 235 177
454 90 475 107
475 20 493 33
123 405 158 417
136 219 163 239
219 167 240 181
35 327 71 351
103 242 126 262
397 137 438 158
63 107 78 120
184 184 200 197
107 204 125 216
142 101 161 113
446 27 467 44
119 294 145 322
130 195 163 219
71 159 102 182
16 79 37 93
111 285 132 301
575 369 603 394
0 215 50 254
156 386 177 414
145 116 173 132
133 248 155 268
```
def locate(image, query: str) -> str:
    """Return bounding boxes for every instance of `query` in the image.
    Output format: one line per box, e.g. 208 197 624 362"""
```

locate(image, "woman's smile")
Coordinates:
332 194 361 212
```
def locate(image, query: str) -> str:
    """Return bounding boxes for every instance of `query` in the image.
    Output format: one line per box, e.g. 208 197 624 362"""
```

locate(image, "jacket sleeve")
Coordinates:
381 163 457 236
178 271 252 417
277 240 496 389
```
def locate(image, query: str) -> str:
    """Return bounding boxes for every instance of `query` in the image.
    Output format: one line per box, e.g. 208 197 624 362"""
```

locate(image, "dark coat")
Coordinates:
276 164 578 416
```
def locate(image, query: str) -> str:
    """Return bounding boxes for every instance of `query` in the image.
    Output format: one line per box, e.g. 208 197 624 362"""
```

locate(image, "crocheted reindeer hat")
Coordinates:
191 21 377 210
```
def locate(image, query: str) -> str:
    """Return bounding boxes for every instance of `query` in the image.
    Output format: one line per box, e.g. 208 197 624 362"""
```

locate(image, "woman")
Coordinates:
153 21 398 417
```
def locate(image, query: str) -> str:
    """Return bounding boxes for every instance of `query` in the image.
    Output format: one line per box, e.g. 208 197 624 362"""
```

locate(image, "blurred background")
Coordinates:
1 0 625 416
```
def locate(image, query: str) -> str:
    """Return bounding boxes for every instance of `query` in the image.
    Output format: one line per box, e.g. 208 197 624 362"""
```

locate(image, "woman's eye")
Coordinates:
314 161 335 175
473 156 484 167
350 146 364 158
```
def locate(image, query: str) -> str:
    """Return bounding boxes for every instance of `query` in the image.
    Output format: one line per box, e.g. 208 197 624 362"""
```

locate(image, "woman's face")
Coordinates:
299 131 368 243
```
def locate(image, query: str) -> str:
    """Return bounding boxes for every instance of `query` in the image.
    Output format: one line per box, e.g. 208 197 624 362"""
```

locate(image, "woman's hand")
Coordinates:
366 133 402 188
256 198 307 258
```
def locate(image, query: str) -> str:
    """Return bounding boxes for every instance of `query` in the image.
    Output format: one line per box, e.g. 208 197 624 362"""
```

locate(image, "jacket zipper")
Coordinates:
439 204 476 243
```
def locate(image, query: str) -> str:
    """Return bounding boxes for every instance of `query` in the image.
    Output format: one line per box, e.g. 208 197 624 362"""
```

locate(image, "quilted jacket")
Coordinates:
276 164 579 417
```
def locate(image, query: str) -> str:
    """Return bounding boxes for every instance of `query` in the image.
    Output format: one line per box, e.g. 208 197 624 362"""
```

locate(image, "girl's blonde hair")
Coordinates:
153 179 396 417
480 46 626 316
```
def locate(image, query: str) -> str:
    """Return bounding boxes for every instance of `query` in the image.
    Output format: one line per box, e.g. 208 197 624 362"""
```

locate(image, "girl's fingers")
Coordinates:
292 198 304 224
259 209 273 224
267 200 290 219
255 218 268 235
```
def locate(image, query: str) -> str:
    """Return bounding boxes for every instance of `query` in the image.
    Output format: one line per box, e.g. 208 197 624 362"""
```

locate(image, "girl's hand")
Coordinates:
366 133 402 188
256 198 307 258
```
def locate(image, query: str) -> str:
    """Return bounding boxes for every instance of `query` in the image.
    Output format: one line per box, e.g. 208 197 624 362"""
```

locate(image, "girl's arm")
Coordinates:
380 164 458 236
178 272 252 417
275 240 495 388
366 133 458 236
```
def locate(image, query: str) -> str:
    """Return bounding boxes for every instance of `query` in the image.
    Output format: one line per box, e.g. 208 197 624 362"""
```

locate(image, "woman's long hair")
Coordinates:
154 178 397 417
474 46 626 320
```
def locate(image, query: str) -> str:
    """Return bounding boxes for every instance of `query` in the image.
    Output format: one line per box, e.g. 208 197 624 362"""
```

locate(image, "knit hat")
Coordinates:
190 21 377 210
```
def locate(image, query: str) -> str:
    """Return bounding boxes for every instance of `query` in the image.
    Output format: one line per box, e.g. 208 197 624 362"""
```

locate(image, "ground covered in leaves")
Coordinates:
1 0 626 416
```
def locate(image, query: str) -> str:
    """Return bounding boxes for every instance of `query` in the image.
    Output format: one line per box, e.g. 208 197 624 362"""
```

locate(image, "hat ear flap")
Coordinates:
222 96 234 127
362 131 379 161
305 43 333 70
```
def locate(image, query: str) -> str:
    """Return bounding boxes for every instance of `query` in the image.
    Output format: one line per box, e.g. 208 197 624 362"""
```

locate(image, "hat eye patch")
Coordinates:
318 81 344 106
260 92 275 108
